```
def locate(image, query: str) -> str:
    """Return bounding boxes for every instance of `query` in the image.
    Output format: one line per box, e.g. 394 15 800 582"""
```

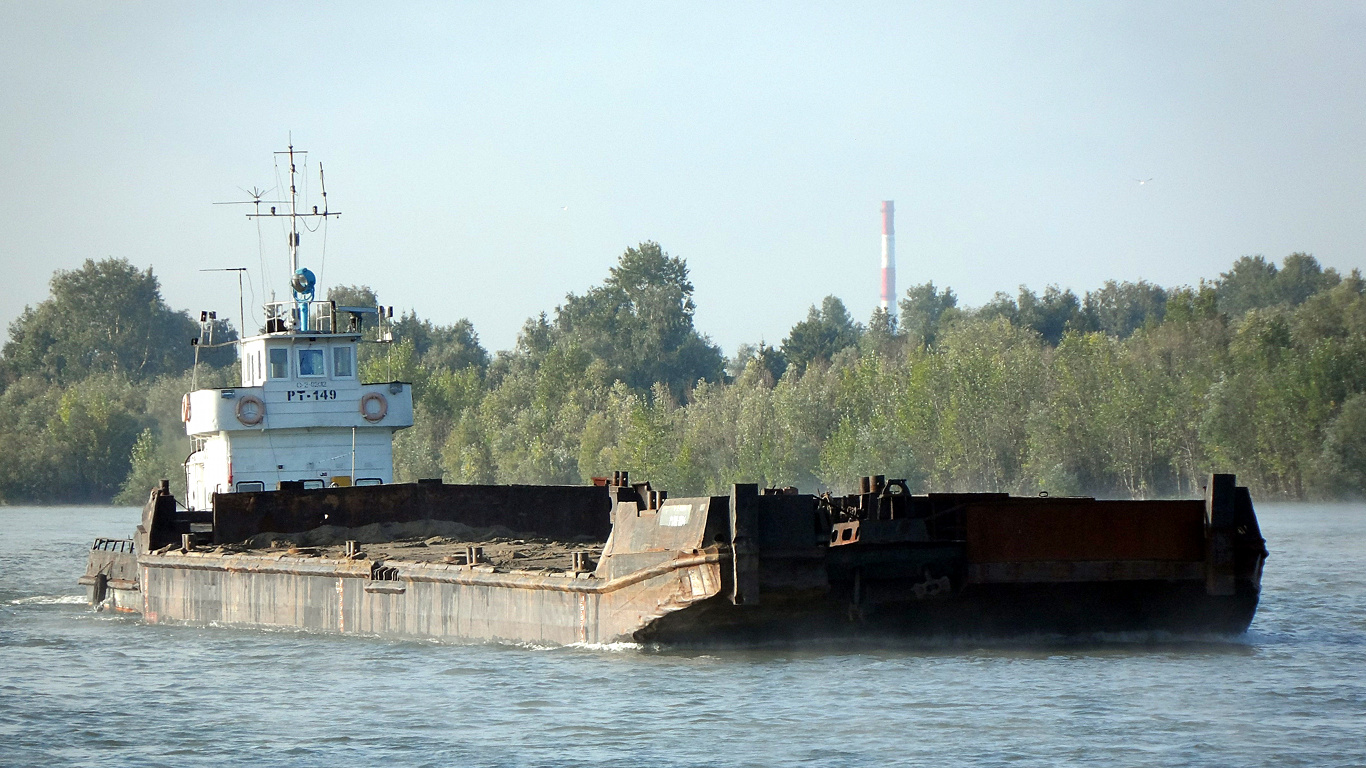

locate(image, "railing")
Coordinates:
263 300 347 334
92 538 135 553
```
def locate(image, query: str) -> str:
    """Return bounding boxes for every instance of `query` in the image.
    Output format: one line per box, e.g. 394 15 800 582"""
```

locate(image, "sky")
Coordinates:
1 2 1364 354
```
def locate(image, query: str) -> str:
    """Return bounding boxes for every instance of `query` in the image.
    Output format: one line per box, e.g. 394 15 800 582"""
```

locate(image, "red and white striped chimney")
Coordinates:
880 200 895 311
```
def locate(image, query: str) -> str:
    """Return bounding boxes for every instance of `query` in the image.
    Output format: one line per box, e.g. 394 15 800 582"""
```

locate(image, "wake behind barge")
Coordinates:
83 472 1266 645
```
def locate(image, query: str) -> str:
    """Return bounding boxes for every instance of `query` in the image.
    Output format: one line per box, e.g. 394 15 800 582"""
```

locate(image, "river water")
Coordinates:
1 504 1363 767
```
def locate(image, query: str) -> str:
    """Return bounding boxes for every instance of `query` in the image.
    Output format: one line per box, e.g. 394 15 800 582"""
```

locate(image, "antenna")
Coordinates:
319 162 329 213
249 140 341 276
218 139 342 333
213 187 286 214
200 268 249 342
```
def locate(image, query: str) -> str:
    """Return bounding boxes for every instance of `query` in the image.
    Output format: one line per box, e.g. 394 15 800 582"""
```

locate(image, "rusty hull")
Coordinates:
85 474 1267 644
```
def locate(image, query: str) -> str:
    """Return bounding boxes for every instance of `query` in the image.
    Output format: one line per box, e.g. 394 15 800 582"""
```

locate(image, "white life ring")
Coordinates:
181 394 192 423
359 392 388 422
235 395 265 426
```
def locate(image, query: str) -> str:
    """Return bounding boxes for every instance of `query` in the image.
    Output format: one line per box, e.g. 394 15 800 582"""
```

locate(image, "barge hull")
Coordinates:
137 550 726 645
87 474 1267 645
132 553 1259 645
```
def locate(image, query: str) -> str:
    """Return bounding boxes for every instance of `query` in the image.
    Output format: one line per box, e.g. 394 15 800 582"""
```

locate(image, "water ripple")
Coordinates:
1 504 1365 767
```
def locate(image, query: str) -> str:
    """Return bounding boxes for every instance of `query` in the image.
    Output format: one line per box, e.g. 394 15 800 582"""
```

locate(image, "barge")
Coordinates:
81 144 1268 645
85 472 1266 644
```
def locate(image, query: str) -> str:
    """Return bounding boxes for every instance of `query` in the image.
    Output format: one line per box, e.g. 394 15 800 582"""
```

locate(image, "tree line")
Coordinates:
0 246 1362 504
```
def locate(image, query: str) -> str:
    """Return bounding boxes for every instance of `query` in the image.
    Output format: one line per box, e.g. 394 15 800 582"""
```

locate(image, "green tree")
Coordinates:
1276 253 1340 306
327 284 380 312
595 383 686 490
554 242 723 396
1018 285 1086 345
727 342 787 384
1215 256 1281 318
46 373 147 502
974 291 1020 324
1201 305 1344 499
677 368 783 494
115 428 162 505
390 312 489 373
478 342 603 484
861 307 902 358
2 258 233 385
767 359 844 491
781 295 862 374
1164 281 1221 325
1028 332 1123 496
0 375 66 502
1125 316 1229 496
934 318 1044 492
1083 280 1167 338
817 353 924 492
1214 253 1340 319
898 281 958 348
1320 393 1366 497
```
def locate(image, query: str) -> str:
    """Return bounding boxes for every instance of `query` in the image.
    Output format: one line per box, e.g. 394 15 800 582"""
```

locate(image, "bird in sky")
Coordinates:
1134 178 1153 185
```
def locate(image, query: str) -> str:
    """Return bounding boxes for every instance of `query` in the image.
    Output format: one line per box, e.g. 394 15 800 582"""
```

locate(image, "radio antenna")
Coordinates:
200 267 250 341
216 137 342 332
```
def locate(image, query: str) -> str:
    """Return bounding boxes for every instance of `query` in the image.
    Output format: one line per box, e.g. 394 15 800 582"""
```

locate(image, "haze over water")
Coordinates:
2 504 1363 767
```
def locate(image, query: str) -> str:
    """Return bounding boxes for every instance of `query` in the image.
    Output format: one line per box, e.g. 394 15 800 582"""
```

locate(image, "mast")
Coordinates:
287 142 299 277
240 138 341 331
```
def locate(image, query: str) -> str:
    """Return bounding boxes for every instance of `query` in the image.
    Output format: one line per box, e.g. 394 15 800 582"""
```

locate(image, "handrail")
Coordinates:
263 300 344 333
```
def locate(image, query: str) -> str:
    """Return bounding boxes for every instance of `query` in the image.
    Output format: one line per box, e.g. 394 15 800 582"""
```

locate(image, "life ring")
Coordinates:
360 392 388 422
235 395 265 426
181 394 192 423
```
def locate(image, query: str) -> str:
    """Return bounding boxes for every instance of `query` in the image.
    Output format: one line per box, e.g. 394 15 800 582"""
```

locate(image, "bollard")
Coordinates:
344 540 359 558
572 551 593 573
181 533 194 552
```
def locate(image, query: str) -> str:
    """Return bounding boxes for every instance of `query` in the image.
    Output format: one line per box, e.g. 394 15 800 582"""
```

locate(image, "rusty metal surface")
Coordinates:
729 484 761 606
968 559 1206 584
1205 473 1241 595
604 496 723 554
965 500 1206 564
213 481 613 544
830 521 861 546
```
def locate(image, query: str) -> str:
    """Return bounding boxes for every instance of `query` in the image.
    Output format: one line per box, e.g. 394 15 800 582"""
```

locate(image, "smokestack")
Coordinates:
880 201 895 311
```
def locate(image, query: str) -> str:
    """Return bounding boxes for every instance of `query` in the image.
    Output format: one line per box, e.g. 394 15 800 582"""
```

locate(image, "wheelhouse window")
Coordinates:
301 479 325 490
235 481 265 492
268 348 289 378
356 478 382 486
298 349 325 377
333 346 354 378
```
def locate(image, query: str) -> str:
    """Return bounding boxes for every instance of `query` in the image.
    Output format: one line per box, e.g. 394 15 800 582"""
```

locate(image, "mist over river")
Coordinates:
1 504 1363 767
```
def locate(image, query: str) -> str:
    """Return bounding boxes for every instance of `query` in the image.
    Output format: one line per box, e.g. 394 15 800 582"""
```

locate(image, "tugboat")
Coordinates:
182 143 413 508
81 145 1269 645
